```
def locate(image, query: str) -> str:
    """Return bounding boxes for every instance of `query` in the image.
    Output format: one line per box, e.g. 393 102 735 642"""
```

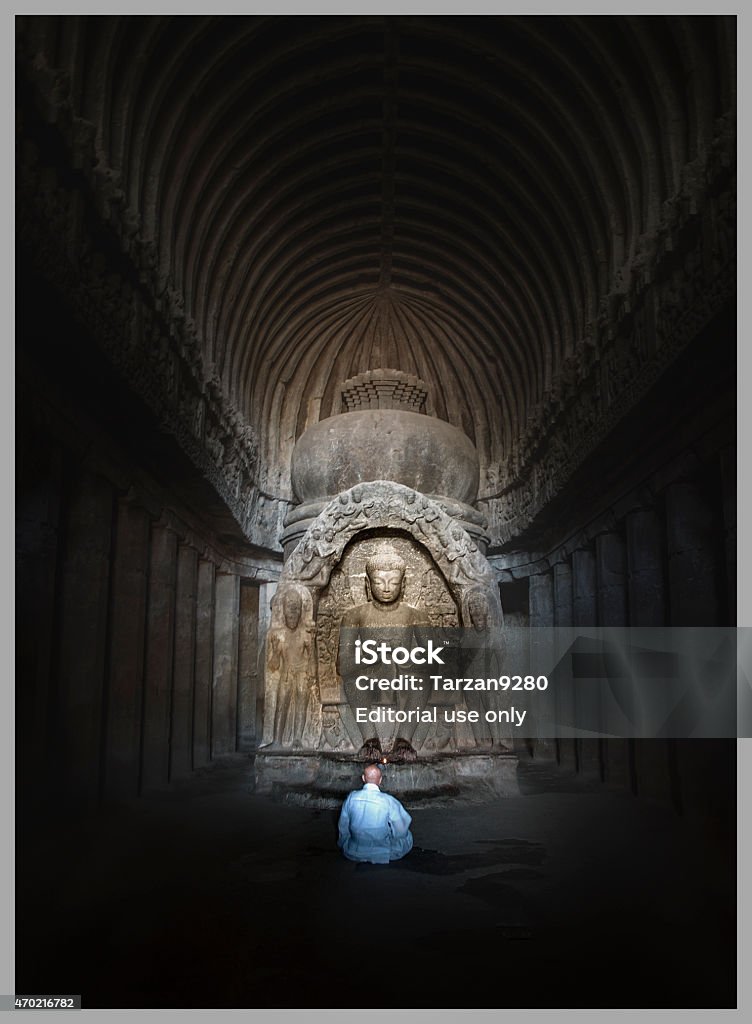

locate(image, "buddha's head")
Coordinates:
365 549 407 605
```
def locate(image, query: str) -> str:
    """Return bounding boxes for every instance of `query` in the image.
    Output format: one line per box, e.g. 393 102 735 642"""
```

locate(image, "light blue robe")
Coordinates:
337 783 414 864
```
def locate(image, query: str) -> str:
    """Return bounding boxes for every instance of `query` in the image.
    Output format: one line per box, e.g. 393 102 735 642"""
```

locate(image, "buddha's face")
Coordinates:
368 568 404 605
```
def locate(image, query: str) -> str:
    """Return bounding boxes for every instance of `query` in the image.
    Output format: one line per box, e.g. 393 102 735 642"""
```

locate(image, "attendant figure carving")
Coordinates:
265 588 317 749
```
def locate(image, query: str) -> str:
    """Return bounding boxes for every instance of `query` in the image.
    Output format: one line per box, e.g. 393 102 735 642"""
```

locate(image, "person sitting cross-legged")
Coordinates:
337 764 414 864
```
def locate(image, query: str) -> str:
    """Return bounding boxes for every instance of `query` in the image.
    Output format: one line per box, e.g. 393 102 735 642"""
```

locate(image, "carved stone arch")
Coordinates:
283 481 501 623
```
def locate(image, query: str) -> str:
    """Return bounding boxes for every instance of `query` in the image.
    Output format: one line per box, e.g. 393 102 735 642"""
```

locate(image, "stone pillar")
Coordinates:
102 499 150 801
529 572 554 626
170 544 198 780
720 447 736 622
626 506 667 625
596 532 628 626
570 547 598 773
212 573 240 757
572 548 597 626
54 469 114 809
528 572 555 757
665 479 722 625
193 559 215 769
552 561 576 766
16 436 63 810
553 562 573 626
141 524 178 790
596 531 629 788
257 581 278 738
624 509 673 804
237 583 261 751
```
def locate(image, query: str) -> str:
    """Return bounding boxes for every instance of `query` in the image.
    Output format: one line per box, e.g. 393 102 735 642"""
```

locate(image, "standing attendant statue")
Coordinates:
264 588 317 749
464 588 512 752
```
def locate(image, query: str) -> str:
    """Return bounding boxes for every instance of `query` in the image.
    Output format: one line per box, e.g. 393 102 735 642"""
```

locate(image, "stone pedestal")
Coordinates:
254 751 520 808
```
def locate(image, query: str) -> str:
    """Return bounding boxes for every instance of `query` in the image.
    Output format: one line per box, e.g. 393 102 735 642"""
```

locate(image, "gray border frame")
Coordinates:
6 4 747 1021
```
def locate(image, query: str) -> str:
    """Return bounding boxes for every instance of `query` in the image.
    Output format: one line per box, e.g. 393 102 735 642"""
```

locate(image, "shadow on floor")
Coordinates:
17 755 736 1009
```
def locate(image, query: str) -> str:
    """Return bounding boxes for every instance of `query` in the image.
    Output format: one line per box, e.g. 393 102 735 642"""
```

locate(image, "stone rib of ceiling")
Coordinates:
29 14 734 502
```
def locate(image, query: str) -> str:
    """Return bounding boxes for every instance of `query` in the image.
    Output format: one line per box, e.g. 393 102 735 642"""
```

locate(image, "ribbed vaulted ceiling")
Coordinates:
22 14 735 494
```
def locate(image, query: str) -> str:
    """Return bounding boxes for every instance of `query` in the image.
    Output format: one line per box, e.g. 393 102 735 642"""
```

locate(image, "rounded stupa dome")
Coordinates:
291 407 479 506
282 370 486 559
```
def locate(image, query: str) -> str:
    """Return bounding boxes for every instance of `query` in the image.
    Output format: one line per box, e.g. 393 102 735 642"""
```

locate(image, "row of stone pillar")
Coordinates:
520 463 734 808
528 471 732 630
18 462 263 815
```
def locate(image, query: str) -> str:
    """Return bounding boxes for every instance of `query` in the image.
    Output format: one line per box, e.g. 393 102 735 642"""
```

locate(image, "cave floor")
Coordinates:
17 755 736 1010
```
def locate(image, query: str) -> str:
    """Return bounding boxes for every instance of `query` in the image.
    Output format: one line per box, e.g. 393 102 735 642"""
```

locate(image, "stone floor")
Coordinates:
17 755 736 1009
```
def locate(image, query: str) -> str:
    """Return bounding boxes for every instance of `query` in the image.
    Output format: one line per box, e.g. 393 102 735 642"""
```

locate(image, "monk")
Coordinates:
337 764 413 863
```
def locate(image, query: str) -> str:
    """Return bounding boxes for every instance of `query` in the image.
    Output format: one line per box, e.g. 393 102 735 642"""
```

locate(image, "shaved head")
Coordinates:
363 764 383 785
